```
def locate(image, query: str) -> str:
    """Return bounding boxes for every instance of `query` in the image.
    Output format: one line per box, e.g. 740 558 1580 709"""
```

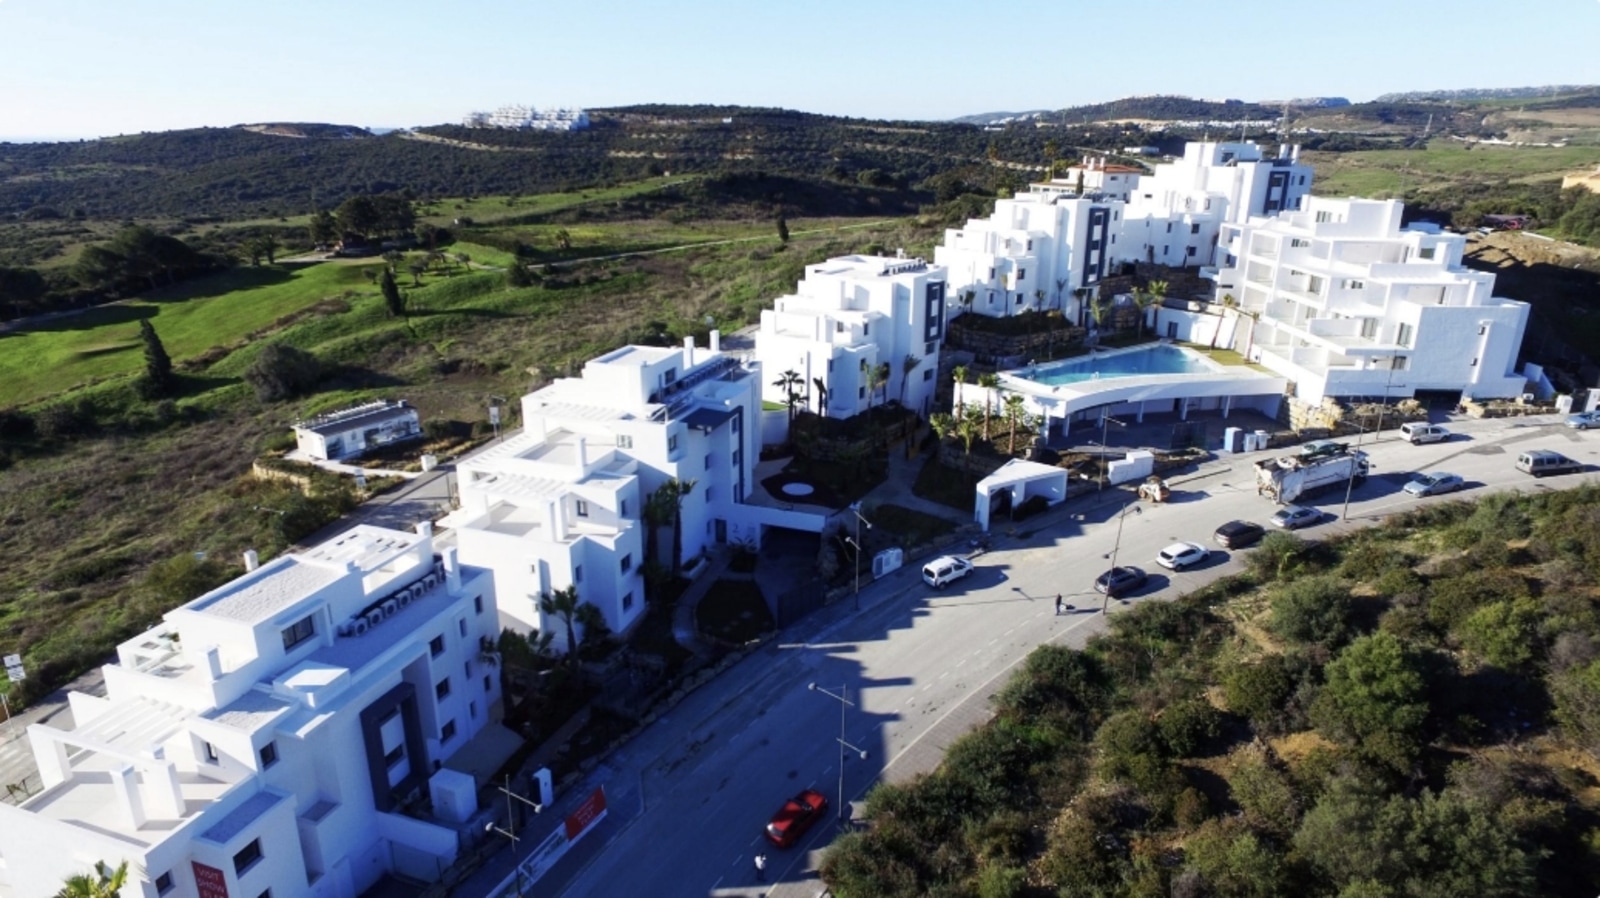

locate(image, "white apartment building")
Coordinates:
453 430 647 650
0 525 502 898
934 191 1125 326
1212 197 1530 403
755 255 948 420
462 105 590 131
1121 141 1312 270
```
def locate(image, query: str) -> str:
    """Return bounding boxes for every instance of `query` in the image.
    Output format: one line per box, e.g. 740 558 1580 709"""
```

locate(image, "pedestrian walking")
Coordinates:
1055 594 1065 616
755 853 767 882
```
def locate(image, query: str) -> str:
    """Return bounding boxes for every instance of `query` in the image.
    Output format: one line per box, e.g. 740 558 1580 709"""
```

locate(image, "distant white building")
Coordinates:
1211 197 1531 404
293 401 421 462
462 105 590 131
0 525 501 898
1121 141 1312 269
755 255 948 420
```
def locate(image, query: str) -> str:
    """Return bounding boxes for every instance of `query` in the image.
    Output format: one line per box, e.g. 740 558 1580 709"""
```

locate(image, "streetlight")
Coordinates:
484 774 542 897
809 683 868 824
847 503 873 611
1096 414 1128 492
1371 353 1401 441
1101 502 1141 614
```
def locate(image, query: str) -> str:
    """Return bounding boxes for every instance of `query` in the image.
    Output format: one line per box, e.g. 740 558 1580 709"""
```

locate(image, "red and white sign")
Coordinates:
192 862 230 898
563 787 607 840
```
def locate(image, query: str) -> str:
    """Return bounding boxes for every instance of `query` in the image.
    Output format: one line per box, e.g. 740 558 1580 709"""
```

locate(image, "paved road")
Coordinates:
496 413 1600 898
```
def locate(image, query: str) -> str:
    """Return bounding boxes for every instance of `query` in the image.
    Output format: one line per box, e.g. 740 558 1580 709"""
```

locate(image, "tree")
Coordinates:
1223 656 1294 732
379 268 405 318
538 585 584 663
308 209 338 246
1145 279 1168 337
56 860 130 898
898 354 920 406
977 372 1000 440
956 409 981 473
1458 598 1542 669
1212 293 1237 350
776 214 790 244
137 319 176 398
951 365 969 421
335 195 380 238
1088 293 1111 344
505 263 533 288
1003 393 1027 455
381 250 405 272
648 479 697 576
929 412 955 444
407 260 426 287
1310 631 1430 772
555 229 572 251
773 369 803 426
1551 657 1600 757
260 234 279 265
244 342 321 401
1268 575 1353 648
811 376 828 416
1053 277 1069 314
871 362 891 408
0 265 48 320
454 252 471 272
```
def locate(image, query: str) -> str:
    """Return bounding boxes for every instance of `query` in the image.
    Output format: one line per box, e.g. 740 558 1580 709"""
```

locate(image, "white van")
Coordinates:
1400 423 1451 445
921 556 974 588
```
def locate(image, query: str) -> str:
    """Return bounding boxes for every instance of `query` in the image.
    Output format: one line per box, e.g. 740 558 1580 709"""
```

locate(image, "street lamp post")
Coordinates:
484 774 542 897
1101 502 1141 614
1341 413 1371 523
809 683 868 825
847 503 873 611
1097 414 1128 492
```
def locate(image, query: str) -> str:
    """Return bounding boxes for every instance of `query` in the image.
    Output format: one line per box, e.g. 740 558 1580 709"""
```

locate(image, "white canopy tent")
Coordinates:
974 459 1069 532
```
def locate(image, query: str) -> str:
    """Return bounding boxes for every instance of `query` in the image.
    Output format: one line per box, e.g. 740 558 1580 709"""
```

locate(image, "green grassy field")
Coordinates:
416 177 695 226
1308 144 1600 197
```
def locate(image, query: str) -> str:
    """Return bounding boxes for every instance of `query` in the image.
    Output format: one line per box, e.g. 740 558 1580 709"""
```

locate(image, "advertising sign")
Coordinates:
192 862 229 898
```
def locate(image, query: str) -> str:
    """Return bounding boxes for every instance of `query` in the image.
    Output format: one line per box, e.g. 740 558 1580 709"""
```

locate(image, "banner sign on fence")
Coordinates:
488 786 609 898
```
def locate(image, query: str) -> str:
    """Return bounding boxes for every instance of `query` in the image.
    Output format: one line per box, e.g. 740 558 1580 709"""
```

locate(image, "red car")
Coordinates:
765 789 829 848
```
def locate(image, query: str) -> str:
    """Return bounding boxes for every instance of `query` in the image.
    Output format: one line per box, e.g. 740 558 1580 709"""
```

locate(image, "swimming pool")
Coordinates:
1018 344 1219 386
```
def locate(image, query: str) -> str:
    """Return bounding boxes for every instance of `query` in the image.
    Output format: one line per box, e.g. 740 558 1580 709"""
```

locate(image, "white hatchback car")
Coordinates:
1156 542 1210 571
921 555 974 588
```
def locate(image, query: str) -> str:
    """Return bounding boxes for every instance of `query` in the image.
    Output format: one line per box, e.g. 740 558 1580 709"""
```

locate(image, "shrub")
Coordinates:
1269 575 1353 648
1310 632 1430 772
1427 569 1531 631
1338 539 1416 582
1224 656 1294 732
245 342 322 402
1457 598 1543 669
1249 531 1304 582
1158 698 1221 757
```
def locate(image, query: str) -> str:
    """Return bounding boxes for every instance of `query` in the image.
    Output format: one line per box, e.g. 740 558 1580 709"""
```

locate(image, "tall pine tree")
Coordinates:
138 319 176 398
379 268 404 317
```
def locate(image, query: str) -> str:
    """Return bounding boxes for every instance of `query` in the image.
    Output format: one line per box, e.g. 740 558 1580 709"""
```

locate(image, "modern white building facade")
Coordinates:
1121 141 1312 270
0 525 502 898
1211 197 1531 403
755 255 948 420
293 401 422 462
934 191 1124 326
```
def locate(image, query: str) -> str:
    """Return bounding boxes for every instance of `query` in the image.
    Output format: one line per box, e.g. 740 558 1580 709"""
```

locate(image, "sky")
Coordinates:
2 0 1599 140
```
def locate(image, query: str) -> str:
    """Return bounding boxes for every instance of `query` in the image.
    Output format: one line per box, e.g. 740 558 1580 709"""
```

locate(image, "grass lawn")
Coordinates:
695 579 774 644
868 503 958 548
1307 144 1600 197
1 261 378 406
913 455 975 511
415 177 696 227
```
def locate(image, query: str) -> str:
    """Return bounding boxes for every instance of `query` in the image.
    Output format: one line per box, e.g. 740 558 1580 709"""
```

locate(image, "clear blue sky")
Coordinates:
3 0 1598 139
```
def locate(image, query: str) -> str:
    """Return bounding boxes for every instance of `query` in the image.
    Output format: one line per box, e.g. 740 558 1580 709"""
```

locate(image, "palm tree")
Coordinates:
1054 278 1069 314
643 485 677 576
961 290 975 315
977 372 1001 441
929 412 955 444
1003 393 1028 455
664 478 697 576
1033 289 1046 314
1088 293 1111 347
898 354 920 406
1132 289 1158 340
871 362 891 408
57 862 130 898
951 365 969 421
1212 293 1237 350
956 412 981 482
1073 287 1090 328
1143 279 1169 339
539 585 583 661
574 602 609 650
773 369 803 426
811 376 828 416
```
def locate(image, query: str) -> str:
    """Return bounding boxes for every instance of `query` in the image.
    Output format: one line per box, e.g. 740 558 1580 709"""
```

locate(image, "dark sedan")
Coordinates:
1093 566 1148 598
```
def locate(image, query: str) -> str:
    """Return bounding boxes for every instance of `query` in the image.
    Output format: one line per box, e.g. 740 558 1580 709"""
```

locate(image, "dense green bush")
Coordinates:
1224 656 1295 733
1310 632 1431 772
1157 697 1221 757
1269 575 1354 648
1249 530 1305 581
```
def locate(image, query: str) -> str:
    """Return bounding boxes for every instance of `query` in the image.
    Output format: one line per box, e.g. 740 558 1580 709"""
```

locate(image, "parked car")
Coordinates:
1515 449 1583 478
1399 422 1451 444
1093 566 1148 597
921 555 974 588
1271 505 1322 529
1566 410 1600 430
765 789 828 848
1214 520 1266 549
1156 542 1210 571
1403 472 1465 497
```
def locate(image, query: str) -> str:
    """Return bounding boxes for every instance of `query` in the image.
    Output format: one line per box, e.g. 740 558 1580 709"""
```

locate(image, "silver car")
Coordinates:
1271 505 1321 529
1566 410 1600 430
1403 472 1464 497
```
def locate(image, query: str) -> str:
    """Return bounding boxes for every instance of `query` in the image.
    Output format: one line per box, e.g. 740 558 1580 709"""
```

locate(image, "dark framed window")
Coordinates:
436 678 451 700
441 720 457 742
281 614 316 652
429 635 445 657
233 839 263 876
258 741 278 769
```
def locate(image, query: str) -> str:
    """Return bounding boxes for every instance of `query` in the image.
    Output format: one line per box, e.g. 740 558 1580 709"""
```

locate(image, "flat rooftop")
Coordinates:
590 345 679 367
806 254 930 279
186 557 343 625
23 756 237 847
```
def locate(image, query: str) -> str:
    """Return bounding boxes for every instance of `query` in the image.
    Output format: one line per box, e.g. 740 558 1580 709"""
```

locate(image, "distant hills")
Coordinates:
1375 85 1599 103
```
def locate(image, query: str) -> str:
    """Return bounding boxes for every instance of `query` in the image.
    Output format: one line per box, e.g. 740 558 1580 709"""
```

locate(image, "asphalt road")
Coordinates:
524 413 1600 898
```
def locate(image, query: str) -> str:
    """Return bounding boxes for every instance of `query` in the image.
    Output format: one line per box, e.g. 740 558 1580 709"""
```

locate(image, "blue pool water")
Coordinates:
1019 344 1217 386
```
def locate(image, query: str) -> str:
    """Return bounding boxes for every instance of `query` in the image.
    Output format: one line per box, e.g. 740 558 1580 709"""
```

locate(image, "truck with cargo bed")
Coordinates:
1256 442 1370 503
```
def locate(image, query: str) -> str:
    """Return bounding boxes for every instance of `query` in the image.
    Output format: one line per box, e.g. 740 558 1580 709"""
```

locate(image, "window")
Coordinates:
1190 223 1200 235
1471 357 1479 367
233 839 263 876
1026 239 1033 251
1419 246 1436 260
1396 323 1414 348
1478 324 1487 336
258 741 278 769
1017 268 1026 281
859 387 866 399
575 499 589 517
622 591 635 611
474 595 484 615
1165 222 1173 233
441 720 456 742
436 678 451 700
1187 247 1196 257
617 434 633 449
1316 210 1333 223
863 323 870 336
732 450 741 467
574 564 583 584
667 434 678 452
281 614 316 652
484 675 493 693
155 872 174 895
203 741 219 763
925 341 935 356
988 266 995 280
458 618 467 638
385 744 405 769
1346 279 1365 290
1360 318 1379 339
619 499 628 517
257 891 271 898
430 635 445 657
470 701 478 719
735 484 743 503
923 369 933 381
1015 293 1023 305
1393 356 1410 370
620 554 632 573
827 358 835 372
465 661 472 678
663 368 677 385
731 416 740 433
704 453 712 471
705 486 714 502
